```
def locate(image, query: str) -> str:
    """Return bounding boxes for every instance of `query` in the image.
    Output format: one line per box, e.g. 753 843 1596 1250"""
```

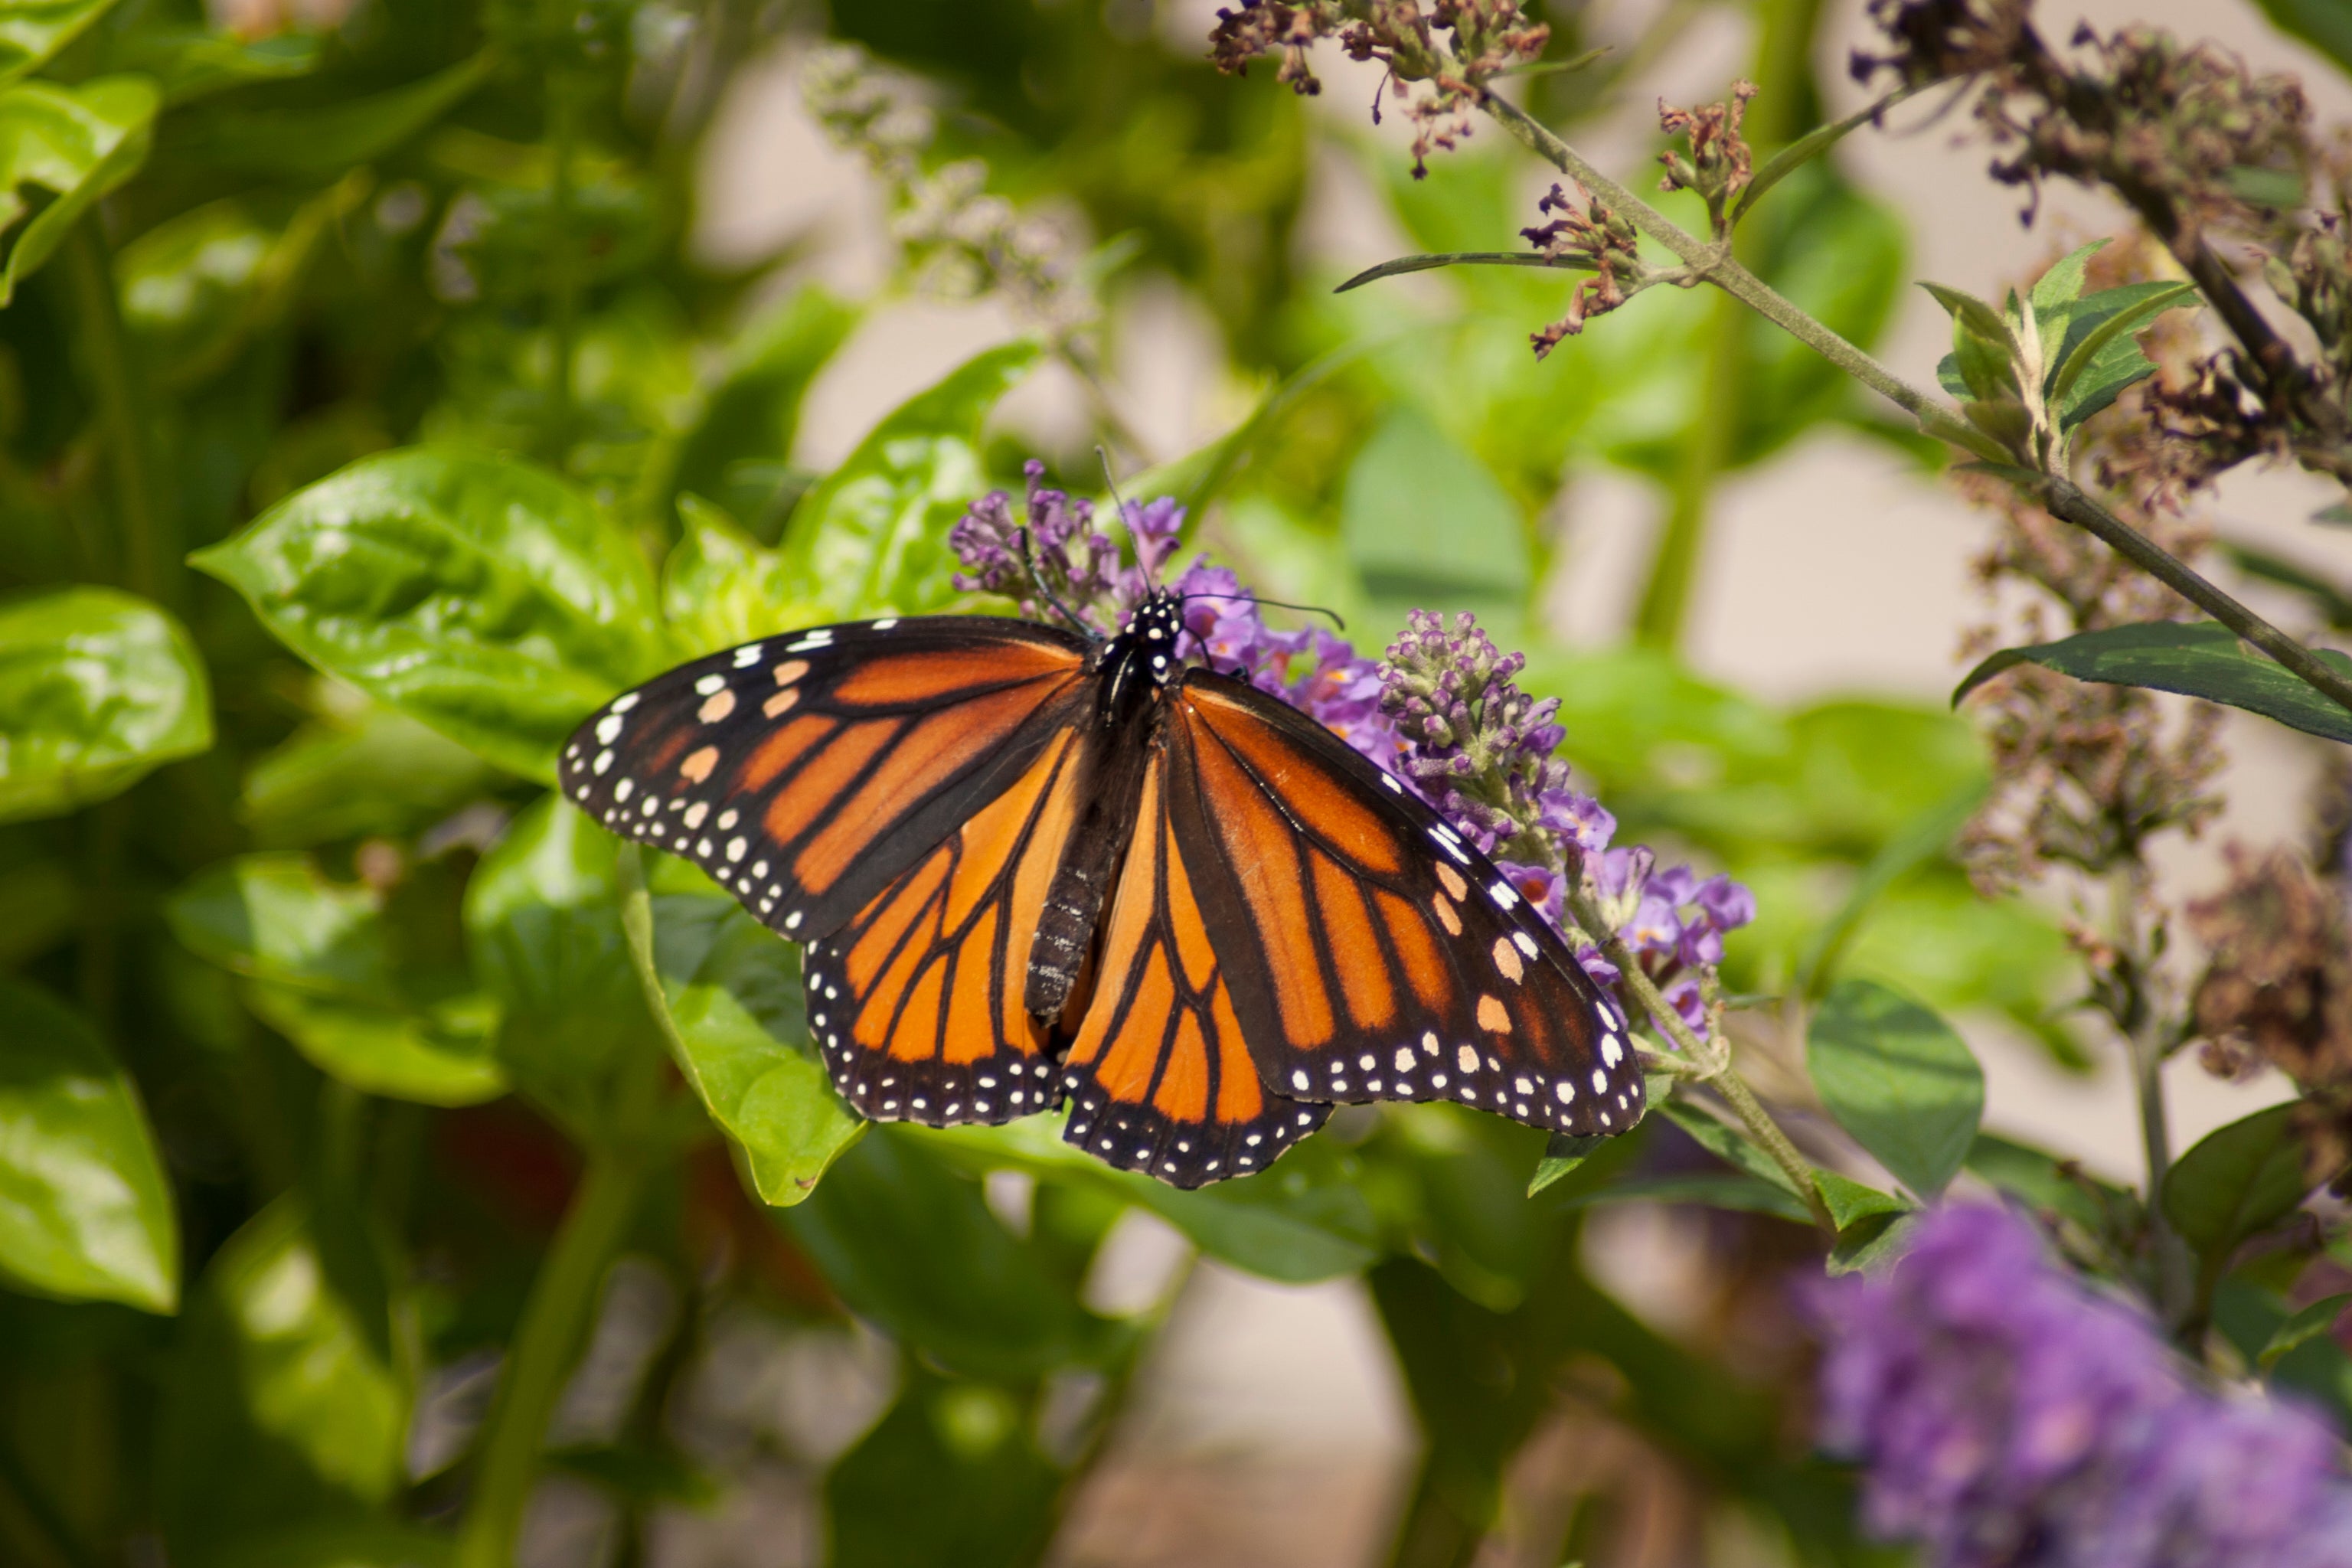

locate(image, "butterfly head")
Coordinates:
1121 590 1185 688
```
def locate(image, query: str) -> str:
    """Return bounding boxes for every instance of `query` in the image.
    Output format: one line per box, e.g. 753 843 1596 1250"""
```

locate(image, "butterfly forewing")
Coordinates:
1057 751 1332 1187
558 617 1091 942
801 725 1093 1125
1163 672 1645 1137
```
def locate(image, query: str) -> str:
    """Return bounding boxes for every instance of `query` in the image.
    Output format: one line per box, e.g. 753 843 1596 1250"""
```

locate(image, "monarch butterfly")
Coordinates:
558 588 1643 1187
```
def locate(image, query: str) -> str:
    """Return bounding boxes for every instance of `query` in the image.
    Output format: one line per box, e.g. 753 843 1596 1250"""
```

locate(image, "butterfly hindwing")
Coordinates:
1164 672 1645 1137
802 725 1094 1125
1058 750 1333 1187
558 617 1091 943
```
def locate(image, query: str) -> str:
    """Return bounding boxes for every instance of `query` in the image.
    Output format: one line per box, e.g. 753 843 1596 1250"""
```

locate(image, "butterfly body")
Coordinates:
560 590 1642 1187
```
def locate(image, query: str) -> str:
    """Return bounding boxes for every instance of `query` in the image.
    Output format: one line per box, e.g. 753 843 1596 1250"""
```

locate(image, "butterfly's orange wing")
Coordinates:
800 725 1093 1123
558 618 1091 943
1057 750 1331 1185
1162 671 1644 1138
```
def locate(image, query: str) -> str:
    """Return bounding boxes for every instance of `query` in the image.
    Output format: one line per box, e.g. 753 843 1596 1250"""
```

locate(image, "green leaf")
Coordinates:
155 1197 410 1557
779 1129 1118 1380
165 854 507 1106
1332 249 1593 293
779 342 1040 619
1341 404 1527 628
464 796 658 1135
0 0 119 84
1966 1132 2140 1240
1920 282 2020 368
162 49 492 176
1811 1168 1912 1231
2258 0 2352 79
2162 1103 2314 1264
915 1116 1380 1284
0 586 212 822
1827 1209 1918 1276
661 495 817 656
0 75 157 305
1658 1097 1805 1196
192 448 663 784
2048 281 2197 427
114 25 321 106
1808 979 1983 1197
664 286 858 531
1732 83 1922 223
240 701 492 849
1955 620 2352 746
2261 1292 2352 1372
617 851 862 1207
2027 239 2109 320
1555 1171 1815 1223
1528 1132 1608 1196
2220 541 2352 631
0 978 177 1312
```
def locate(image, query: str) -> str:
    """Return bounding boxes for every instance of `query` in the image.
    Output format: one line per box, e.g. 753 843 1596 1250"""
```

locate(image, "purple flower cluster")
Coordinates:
1376 609 1753 1029
949 466 1756 1033
949 460 1184 634
1809 1203 2352 1568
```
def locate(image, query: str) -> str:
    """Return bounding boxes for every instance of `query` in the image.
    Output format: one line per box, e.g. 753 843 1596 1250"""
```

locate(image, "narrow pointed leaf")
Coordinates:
1955 620 2352 746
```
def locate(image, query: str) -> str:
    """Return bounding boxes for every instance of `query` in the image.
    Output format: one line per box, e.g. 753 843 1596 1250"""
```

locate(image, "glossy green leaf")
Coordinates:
779 1129 1119 1380
464 797 657 1134
1955 620 2352 746
661 495 820 657
163 50 492 176
155 1198 410 1557
915 1116 1380 1285
619 852 862 1207
1341 404 1527 627
1808 979 1983 1197
2255 0 2352 80
165 854 507 1106
192 448 663 783
240 701 493 849
665 286 858 531
2163 1103 2313 1264
2261 1292 2352 1372
0 586 212 822
779 341 1040 619
0 0 119 83
826 1374 1063 1568
0 978 177 1312
0 74 156 304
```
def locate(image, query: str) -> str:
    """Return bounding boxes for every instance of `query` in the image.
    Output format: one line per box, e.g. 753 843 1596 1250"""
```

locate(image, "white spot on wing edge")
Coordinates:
694 674 726 695
610 692 640 714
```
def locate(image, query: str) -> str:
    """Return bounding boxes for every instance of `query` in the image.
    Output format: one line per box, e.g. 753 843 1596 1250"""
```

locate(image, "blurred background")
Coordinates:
11 0 2352 1563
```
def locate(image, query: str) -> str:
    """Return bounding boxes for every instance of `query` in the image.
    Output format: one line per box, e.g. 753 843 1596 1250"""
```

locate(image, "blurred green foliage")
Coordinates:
0 0 2203 1565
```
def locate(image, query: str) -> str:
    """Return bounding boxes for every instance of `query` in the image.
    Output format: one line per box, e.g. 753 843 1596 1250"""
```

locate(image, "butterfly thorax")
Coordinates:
1027 593 1184 1024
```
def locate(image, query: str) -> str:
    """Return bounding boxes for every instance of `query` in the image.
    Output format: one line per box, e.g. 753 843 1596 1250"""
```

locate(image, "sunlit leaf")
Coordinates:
0 586 211 822
1956 620 2352 746
779 341 1040 619
155 1198 410 1557
661 495 820 657
240 701 494 849
0 0 119 84
0 978 178 1312
1808 979 1983 1197
619 850 862 1207
192 448 664 783
0 75 157 304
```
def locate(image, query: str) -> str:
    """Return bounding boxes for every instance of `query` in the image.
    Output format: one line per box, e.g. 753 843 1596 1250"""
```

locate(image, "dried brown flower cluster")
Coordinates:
2188 843 2352 1189
1207 0 1550 177
1854 0 2352 495
1519 182 1643 356
1658 80 1759 236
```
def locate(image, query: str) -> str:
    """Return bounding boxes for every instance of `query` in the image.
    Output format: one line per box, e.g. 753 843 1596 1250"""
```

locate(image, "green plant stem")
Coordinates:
61 222 172 609
452 1139 649 1568
1560 880 1834 1233
1475 87 2352 721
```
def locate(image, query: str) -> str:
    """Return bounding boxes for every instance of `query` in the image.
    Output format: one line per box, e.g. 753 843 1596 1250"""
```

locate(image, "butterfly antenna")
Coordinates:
1014 526 1092 636
1177 590 1347 632
1096 444 1130 518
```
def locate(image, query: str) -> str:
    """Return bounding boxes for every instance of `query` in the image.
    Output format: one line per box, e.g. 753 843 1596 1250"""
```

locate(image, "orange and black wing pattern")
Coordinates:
1057 750 1331 1187
558 617 1091 943
801 725 1092 1124
1164 671 1644 1138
